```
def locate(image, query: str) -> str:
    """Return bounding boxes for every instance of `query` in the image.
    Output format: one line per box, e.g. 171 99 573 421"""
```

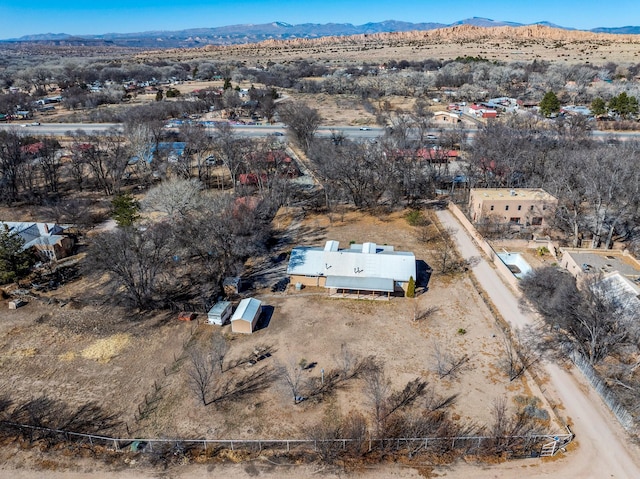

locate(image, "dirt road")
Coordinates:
435 208 640 478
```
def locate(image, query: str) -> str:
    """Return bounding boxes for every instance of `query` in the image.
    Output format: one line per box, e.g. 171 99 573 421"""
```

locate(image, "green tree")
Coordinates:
0 227 34 284
155 90 163 102
609 92 639 119
111 193 140 227
223 77 232 90
165 88 181 98
539 91 561 118
590 97 607 117
406 276 416 298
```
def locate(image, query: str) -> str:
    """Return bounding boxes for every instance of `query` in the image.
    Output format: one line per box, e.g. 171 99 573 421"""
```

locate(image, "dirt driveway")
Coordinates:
436 207 640 478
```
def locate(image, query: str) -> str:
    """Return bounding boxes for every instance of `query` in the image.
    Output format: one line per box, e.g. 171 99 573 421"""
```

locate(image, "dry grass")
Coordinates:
80 333 131 363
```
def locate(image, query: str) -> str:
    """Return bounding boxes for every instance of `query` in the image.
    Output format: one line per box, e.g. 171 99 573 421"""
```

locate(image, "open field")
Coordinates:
0 207 563 475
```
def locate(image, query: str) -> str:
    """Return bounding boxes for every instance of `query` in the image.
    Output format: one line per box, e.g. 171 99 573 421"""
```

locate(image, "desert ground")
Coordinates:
0 207 564 477
148 25 640 66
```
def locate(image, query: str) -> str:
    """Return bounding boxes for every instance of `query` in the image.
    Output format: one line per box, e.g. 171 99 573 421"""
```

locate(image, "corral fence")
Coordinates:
0 421 572 459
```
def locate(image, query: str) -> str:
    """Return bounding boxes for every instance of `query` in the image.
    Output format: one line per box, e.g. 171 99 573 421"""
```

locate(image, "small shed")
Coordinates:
223 276 242 296
207 301 233 325
231 298 262 334
8 299 26 310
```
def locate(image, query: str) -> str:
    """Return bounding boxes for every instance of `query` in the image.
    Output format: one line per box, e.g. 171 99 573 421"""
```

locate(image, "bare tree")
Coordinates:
500 331 540 382
278 100 322 152
211 334 229 374
85 224 175 310
187 348 217 406
520 267 636 365
431 338 469 379
362 361 390 435
278 358 306 404
142 178 204 219
211 122 249 187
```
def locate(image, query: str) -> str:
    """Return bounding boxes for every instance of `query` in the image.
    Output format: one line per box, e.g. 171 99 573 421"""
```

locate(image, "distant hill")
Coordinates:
2 18 638 49
591 26 640 34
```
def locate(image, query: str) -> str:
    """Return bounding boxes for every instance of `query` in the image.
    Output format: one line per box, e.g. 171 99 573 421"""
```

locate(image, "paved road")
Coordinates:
436 208 640 478
2 122 639 143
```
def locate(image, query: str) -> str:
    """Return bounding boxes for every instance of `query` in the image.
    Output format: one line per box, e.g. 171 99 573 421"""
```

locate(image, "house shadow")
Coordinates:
416 260 433 294
255 305 274 332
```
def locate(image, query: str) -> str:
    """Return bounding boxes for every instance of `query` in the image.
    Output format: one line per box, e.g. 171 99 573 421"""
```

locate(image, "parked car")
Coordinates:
359 127 371 131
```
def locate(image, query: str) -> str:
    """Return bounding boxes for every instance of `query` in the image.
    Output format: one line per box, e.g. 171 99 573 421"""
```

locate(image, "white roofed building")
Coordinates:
287 240 416 299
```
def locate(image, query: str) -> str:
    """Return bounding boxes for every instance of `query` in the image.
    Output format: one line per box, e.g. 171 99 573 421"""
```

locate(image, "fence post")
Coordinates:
113 439 118 451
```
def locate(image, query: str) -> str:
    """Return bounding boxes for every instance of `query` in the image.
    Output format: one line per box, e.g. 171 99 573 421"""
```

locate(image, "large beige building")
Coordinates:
468 188 557 228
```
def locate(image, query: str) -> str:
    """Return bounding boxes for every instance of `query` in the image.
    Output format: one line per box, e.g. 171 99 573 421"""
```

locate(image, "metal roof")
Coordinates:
208 301 232 317
231 298 262 323
325 276 395 292
287 241 416 283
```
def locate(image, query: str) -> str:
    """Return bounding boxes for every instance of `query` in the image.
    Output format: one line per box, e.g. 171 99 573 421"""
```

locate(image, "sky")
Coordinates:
1 0 638 39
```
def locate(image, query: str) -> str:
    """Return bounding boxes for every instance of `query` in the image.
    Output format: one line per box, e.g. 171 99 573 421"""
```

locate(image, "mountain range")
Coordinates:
3 17 640 49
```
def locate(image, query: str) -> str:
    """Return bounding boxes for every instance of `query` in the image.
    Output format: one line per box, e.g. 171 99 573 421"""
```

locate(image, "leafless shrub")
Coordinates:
431 339 469 379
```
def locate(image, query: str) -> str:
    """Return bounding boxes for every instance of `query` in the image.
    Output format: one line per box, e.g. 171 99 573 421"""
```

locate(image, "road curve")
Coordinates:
436 208 640 478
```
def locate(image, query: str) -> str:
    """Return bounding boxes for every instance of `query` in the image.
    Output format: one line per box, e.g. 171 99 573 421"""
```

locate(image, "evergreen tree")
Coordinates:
609 92 639 119
0 227 34 284
406 276 416 298
590 97 607 117
539 91 561 118
111 193 140 227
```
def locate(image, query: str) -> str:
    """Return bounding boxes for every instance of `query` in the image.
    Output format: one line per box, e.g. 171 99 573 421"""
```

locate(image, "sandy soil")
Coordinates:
436 207 640 479
0 207 563 477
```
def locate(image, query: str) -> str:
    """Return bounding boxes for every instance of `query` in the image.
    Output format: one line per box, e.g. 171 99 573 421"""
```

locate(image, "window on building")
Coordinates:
509 217 521 224
517 205 522 211
530 205 534 211
505 205 509 211
490 205 494 211
543 205 547 210
531 217 543 226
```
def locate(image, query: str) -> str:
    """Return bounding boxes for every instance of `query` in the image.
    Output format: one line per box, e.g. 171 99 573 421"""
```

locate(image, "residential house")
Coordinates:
560 248 640 317
468 188 557 228
287 240 416 299
0 222 74 261
433 111 463 124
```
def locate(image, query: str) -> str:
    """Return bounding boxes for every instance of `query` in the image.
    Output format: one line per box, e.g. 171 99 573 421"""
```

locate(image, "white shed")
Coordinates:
207 301 233 325
231 298 262 334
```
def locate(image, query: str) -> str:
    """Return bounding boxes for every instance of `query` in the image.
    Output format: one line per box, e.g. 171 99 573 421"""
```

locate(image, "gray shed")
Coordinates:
207 301 233 325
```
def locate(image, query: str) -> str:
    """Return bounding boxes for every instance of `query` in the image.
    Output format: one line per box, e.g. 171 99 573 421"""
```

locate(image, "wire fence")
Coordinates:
569 350 636 431
0 420 572 458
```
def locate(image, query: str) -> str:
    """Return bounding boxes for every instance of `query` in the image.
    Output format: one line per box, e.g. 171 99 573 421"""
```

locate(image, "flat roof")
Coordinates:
470 188 556 202
325 276 395 292
208 301 231 316
563 250 640 278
